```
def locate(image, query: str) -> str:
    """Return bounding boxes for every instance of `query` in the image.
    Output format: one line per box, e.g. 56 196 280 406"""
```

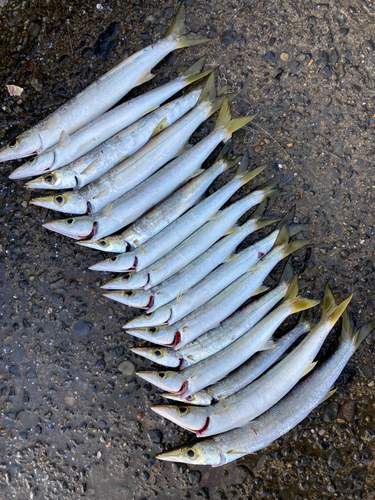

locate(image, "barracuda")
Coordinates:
151 287 351 437
79 144 236 253
14 59 211 180
156 312 374 466
1 5 208 162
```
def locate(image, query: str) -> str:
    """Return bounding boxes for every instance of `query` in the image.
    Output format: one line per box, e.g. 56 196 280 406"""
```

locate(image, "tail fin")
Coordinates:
167 5 210 47
197 72 217 105
322 285 336 316
256 176 284 202
299 309 317 330
250 200 267 219
181 57 213 85
284 275 320 313
216 141 232 161
214 98 255 138
328 295 352 326
282 240 310 259
341 310 375 349
289 224 307 237
232 152 267 188
280 257 294 286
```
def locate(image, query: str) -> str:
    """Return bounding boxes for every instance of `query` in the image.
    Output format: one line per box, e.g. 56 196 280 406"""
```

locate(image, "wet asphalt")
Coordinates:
0 0 374 499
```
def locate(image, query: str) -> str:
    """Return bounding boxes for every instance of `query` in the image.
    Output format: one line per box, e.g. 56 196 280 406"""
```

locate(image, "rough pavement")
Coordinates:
0 0 374 498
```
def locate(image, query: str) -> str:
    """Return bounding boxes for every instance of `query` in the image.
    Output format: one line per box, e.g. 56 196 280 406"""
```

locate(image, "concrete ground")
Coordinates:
0 0 374 498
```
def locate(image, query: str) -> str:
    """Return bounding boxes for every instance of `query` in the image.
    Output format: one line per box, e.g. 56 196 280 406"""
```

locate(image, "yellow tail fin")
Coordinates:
168 5 210 48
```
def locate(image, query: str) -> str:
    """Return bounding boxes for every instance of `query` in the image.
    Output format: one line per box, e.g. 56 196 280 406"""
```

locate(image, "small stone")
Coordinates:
286 141 294 147
73 320 91 336
9 365 21 379
119 360 135 376
148 429 162 444
113 346 124 359
280 52 289 61
254 145 262 153
188 470 201 484
65 396 75 406
221 30 237 48
26 369 37 380
324 402 339 422
359 364 374 379
94 22 120 59
338 400 356 421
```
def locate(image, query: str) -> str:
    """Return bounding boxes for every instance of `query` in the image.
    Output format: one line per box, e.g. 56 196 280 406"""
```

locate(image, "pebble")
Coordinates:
338 400 356 422
221 30 237 48
147 430 162 444
73 320 91 336
119 360 136 376
188 470 201 484
254 145 262 153
94 22 120 59
280 52 289 61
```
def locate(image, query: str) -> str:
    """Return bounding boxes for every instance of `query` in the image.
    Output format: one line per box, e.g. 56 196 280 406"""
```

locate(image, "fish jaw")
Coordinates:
161 391 212 406
123 307 171 328
9 150 55 179
30 192 87 214
42 216 97 240
101 272 149 290
131 347 181 368
151 404 209 432
103 289 152 308
88 252 136 271
78 236 129 253
125 325 176 344
156 442 224 466
0 130 42 163
24 169 78 190
137 371 185 392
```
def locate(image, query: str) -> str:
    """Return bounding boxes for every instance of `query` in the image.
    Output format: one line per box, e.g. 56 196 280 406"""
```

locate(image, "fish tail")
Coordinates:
284 275 299 301
282 239 310 259
231 151 266 187
289 223 307 237
197 72 217 105
279 257 294 285
299 309 317 330
256 175 284 202
328 294 352 327
214 98 255 138
341 310 375 349
181 57 213 86
291 296 320 314
321 284 336 315
167 5 210 47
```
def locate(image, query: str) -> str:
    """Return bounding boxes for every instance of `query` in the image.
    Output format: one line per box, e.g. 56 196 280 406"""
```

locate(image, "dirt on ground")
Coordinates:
0 0 374 499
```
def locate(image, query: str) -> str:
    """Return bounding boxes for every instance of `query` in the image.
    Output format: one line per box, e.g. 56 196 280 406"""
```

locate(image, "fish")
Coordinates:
42 99 255 241
78 144 235 253
86 153 263 269
30 73 230 213
101 202 275 299
24 88 203 191
162 311 315 404
136 274 318 398
128 260 296 369
155 311 374 466
122 211 298 332
12 59 211 180
150 287 350 437
100 173 281 296
0 5 209 162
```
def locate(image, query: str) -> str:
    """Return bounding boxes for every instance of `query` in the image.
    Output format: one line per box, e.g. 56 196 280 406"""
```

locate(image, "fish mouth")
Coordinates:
42 220 98 240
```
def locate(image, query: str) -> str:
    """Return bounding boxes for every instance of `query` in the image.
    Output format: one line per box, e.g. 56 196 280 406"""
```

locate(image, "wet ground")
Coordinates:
0 0 375 498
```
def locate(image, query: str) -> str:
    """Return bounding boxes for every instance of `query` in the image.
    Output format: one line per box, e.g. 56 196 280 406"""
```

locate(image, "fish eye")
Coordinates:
178 406 188 415
185 448 198 459
9 139 18 148
28 157 36 165
124 273 131 280
55 195 65 205
99 240 107 247
153 349 162 357
148 327 158 334
45 174 54 183
110 256 118 262
125 291 133 297
67 218 74 224
158 372 166 379
186 395 194 402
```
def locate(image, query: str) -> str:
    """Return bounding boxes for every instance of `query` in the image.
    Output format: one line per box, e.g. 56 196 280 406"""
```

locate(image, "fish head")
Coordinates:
131 346 181 368
137 371 185 392
30 192 87 214
89 252 135 272
101 272 149 290
0 130 42 162
162 391 212 406
125 324 175 344
156 441 225 466
78 236 128 253
151 404 209 432
123 307 171 328
43 216 97 240
24 170 78 190
9 150 55 179
103 289 151 309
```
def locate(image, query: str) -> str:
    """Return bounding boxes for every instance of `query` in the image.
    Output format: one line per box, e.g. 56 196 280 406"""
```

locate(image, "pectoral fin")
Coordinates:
150 119 168 138
58 130 70 148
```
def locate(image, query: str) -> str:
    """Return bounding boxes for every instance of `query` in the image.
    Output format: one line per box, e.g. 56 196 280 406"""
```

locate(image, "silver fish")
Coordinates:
102 204 276 306
87 153 263 268
31 74 229 214
156 311 374 466
108 175 281 302
151 288 350 437
163 311 314 404
129 261 295 369
123 211 297 333
0 5 208 162
137 274 318 398
13 59 211 180
79 144 234 253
